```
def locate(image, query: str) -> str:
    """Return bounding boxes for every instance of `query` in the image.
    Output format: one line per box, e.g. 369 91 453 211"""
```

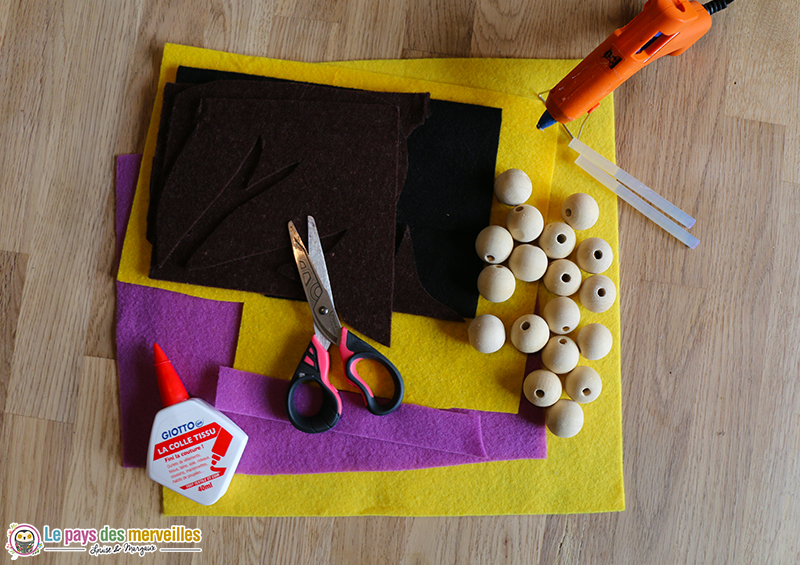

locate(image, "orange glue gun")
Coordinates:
537 0 734 130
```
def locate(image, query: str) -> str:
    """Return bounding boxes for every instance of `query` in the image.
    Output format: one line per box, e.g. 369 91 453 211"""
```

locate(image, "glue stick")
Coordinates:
146 344 248 506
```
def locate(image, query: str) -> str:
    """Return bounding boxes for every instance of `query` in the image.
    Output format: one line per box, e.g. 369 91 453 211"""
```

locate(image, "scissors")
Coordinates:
286 216 404 433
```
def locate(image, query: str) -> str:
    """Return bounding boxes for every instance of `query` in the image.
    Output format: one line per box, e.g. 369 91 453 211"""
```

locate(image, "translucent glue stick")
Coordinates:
146 344 248 506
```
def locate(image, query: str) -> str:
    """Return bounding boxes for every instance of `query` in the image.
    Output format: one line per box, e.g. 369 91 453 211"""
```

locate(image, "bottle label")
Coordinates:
151 421 234 493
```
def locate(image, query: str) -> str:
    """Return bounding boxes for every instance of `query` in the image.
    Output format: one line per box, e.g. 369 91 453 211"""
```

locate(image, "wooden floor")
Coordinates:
2 0 798 563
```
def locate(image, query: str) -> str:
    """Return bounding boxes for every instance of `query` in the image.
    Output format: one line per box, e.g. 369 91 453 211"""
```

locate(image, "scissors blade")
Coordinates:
307 216 335 312
288 220 341 348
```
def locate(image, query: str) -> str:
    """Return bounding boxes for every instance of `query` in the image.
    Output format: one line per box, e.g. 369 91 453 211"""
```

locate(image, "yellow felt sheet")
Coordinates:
119 44 623 515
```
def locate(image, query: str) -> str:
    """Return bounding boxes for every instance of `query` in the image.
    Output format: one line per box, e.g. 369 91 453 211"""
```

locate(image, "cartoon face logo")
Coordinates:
6 523 43 559
14 530 35 553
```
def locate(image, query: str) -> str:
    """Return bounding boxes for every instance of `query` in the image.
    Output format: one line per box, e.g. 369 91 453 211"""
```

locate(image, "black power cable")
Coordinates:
703 0 736 15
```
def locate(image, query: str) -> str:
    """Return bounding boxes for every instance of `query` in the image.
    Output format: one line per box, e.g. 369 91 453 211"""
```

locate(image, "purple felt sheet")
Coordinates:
115 153 547 473
216 368 545 475
116 282 242 467
115 154 141 274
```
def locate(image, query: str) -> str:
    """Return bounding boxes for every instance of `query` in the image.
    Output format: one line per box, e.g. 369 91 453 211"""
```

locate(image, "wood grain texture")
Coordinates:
1 0 798 562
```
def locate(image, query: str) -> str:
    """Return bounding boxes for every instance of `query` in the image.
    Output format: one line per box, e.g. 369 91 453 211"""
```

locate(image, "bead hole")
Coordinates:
562 325 570 332
565 208 572 217
561 274 571 283
556 234 567 244
559 338 567 345
594 250 603 259
535 389 545 398
582 387 591 396
521 321 531 330
515 206 524 212
597 288 607 297
486 255 495 262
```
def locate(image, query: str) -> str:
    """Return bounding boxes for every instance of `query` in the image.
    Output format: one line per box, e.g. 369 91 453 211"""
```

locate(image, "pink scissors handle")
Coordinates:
286 335 343 433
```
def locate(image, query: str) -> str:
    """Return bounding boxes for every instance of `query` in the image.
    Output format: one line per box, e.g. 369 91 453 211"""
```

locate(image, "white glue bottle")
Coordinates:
146 344 248 506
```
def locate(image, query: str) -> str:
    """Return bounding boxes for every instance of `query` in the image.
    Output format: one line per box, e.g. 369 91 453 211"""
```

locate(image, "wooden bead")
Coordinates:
477 265 515 303
545 399 584 438
542 259 581 296
576 323 613 360
505 204 543 242
475 225 513 264
561 193 599 230
564 366 602 404
523 369 562 408
468 314 505 353
538 222 576 259
579 274 616 313
575 237 613 274
510 314 549 353
508 244 547 282
494 168 532 206
541 335 580 374
542 296 581 335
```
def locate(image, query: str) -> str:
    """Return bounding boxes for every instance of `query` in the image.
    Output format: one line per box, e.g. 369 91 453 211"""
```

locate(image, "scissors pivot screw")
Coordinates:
318 306 329 315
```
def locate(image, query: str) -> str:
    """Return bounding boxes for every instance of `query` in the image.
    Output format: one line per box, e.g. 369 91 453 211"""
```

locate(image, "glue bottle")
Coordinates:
146 344 248 506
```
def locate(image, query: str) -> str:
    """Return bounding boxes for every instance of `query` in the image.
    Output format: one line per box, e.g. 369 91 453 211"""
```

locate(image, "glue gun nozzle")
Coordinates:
536 110 558 130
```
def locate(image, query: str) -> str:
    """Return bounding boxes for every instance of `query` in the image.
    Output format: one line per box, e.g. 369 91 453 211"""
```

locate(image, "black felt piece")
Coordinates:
152 98 401 346
407 225 488 319
169 67 502 319
398 100 502 318
393 225 462 322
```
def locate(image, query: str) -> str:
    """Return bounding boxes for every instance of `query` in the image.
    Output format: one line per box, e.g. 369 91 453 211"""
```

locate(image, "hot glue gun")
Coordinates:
537 0 735 130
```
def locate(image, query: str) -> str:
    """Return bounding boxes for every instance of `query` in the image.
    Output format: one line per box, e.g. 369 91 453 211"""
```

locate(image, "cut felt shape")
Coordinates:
215 367 546 475
147 78 431 252
152 98 402 346
171 67 501 319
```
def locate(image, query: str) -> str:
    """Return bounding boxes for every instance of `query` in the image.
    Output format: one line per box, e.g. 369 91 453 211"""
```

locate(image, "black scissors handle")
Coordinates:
286 336 342 433
340 328 404 416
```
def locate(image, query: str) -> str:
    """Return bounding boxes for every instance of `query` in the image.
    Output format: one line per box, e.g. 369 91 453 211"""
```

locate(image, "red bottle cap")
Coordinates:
153 343 189 407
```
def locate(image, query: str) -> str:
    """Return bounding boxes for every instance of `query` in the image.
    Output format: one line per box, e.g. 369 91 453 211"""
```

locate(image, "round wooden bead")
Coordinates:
542 259 582 296
546 399 584 438
494 169 532 206
510 314 549 353
575 237 613 274
564 366 602 404
508 244 548 282
538 222 576 259
468 314 505 353
477 265 516 303
505 204 543 242
579 274 616 313
576 323 613 360
542 296 581 335
541 335 580 374
523 369 562 408
561 193 599 230
475 225 513 264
